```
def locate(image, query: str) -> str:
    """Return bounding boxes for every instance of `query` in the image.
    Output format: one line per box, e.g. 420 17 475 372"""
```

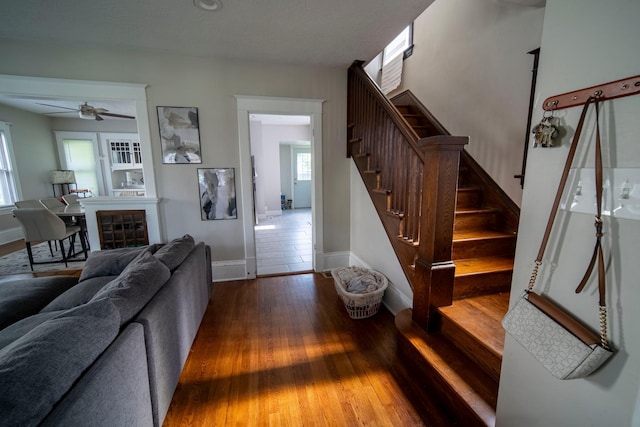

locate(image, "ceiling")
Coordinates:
0 0 432 121
0 0 432 68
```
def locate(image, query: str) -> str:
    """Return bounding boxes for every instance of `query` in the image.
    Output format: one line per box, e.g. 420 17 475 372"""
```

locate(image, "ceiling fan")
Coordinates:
38 102 136 121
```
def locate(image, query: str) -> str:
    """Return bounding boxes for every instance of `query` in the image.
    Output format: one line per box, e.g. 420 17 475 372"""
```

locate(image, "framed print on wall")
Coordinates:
198 168 237 220
157 106 202 164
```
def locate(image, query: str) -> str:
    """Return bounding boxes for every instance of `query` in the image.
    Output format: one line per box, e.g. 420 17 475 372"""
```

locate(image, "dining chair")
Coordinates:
14 200 42 208
39 197 67 210
14 200 57 256
62 194 80 206
12 208 88 270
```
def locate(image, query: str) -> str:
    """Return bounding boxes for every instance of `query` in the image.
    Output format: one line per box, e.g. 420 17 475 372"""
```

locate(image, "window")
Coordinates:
55 132 105 196
379 24 414 95
60 139 99 195
0 122 19 207
296 152 312 181
382 24 413 66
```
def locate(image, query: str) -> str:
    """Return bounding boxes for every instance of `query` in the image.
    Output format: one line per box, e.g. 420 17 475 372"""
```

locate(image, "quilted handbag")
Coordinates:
502 96 615 379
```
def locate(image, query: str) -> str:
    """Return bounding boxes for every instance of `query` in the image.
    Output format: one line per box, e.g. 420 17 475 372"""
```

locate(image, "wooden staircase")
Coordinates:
347 62 519 426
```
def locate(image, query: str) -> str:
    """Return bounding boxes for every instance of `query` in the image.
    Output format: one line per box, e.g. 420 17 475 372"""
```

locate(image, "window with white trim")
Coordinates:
365 24 414 95
0 122 20 207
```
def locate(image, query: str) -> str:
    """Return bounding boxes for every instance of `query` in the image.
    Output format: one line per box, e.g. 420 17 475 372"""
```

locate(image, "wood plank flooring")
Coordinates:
164 273 452 426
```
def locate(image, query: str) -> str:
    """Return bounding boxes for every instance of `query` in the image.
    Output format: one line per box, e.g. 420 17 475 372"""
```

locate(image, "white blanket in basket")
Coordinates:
335 267 385 294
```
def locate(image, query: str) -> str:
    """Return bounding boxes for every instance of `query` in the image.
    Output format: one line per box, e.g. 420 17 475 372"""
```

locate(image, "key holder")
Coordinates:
543 74 640 111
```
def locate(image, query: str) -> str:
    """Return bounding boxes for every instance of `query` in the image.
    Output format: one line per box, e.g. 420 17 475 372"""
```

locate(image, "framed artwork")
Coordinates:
157 106 202 164
198 168 237 220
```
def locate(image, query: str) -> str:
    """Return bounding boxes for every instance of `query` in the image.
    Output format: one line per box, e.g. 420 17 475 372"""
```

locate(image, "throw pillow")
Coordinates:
40 276 116 313
153 234 195 271
0 298 120 426
0 276 78 330
0 311 62 350
78 245 156 282
89 251 171 325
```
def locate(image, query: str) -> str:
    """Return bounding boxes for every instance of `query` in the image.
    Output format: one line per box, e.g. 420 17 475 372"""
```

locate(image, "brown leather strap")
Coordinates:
535 96 597 262
530 95 610 346
574 101 607 307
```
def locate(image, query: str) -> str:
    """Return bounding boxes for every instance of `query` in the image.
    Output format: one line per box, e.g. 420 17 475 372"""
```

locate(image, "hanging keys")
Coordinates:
532 109 560 147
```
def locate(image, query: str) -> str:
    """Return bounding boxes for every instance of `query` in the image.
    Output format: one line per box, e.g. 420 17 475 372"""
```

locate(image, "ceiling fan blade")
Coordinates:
95 114 104 121
36 102 78 111
100 112 136 119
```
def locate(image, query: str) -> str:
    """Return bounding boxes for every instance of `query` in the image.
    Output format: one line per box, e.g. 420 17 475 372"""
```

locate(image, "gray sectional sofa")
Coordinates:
0 234 212 426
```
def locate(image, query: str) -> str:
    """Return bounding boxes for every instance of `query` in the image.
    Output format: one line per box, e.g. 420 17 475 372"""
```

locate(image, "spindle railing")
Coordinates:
348 61 467 329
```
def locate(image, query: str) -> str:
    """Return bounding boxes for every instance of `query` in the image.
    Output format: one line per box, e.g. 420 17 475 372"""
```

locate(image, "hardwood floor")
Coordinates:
164 273 453 426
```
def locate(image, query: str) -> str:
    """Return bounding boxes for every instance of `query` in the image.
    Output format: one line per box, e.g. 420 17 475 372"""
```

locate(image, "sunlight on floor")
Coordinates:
254 225 276 231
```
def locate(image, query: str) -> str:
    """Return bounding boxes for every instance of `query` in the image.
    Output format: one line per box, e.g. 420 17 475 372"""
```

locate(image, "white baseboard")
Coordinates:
349 253 412 316
317 251 351 272
0 227 22 246
381 284 413 316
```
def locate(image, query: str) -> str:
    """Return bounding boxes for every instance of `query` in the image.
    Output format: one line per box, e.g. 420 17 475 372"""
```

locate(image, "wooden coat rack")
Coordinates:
543 74 640 111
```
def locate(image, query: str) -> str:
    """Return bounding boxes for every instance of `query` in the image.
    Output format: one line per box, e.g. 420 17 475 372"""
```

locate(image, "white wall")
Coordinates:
0 103 58 200
0 39 351 263
497 0 640 425
280 144 292 204
394 0 545 206
257 123 310 215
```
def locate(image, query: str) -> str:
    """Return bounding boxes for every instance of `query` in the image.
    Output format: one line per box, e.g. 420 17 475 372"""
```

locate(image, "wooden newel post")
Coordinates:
412 135 468 331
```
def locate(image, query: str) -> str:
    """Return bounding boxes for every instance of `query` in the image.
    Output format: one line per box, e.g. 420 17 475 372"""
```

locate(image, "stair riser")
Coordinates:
453 237 516 260
454 212 496 231
402 115 424 126
456 190 481 209
454 270 513 299
438 316 502 383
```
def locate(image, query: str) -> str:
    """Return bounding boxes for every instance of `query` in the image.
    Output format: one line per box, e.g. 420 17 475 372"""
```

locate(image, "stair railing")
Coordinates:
348 61 467 329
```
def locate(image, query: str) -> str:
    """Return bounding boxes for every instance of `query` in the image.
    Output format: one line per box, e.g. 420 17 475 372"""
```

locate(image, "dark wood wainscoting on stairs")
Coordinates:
347 62 520 426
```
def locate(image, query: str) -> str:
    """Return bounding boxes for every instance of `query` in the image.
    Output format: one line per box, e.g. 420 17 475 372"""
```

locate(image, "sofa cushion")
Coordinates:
0 298 120 426
153 234 195 271
0 311 62 350
0 276 78 331
78 246 153 282
40 276 117 313
90 251 171 326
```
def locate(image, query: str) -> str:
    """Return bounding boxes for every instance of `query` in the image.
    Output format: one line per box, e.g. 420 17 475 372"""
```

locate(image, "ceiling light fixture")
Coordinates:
193 0 222 11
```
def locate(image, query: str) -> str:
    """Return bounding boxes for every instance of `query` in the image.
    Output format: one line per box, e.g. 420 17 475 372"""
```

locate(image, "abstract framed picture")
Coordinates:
198 168 237 220
157 106 202 164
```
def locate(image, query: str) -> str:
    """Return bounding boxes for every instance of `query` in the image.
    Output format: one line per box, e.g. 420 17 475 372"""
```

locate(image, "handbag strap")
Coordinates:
526 95 610 349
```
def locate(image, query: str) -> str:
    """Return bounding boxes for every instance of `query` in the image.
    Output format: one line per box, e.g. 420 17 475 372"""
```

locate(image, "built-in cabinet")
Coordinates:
100 133 145 196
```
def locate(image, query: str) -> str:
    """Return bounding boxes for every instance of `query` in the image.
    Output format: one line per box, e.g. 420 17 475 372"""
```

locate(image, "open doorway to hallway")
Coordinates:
255 208 312 275
249 114 313 275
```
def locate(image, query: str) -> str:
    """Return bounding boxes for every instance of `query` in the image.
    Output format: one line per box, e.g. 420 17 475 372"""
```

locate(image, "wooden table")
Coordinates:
49 205 90 254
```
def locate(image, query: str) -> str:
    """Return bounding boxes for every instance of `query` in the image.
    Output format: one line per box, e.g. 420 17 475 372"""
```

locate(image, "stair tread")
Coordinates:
438 294 509 360
454 256 513 275
453 229 515 241
456 207 497 214
396 310 497 426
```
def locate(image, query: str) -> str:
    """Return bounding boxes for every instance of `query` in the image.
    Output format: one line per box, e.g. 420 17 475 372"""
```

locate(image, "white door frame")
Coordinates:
236 96 324 279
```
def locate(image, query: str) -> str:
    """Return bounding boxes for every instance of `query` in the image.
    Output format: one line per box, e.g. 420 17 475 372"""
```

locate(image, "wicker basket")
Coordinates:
331 267 388 319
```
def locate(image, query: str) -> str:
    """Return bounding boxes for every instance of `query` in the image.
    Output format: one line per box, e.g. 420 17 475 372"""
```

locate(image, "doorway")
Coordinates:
250 116 312 275
236 96 324 279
